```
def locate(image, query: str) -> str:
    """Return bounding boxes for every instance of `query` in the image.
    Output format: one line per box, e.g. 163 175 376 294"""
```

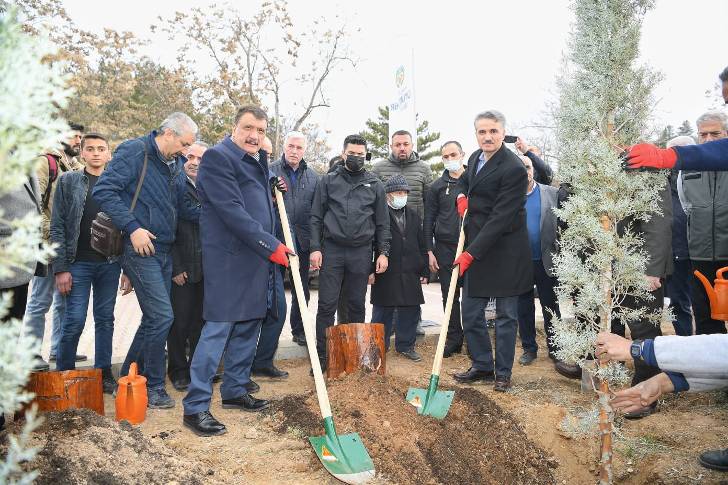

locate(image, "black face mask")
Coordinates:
345 155 365 172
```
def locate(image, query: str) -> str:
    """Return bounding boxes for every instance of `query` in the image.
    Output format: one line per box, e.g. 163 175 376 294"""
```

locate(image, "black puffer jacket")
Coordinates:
424 169 466 250
310 166 391 255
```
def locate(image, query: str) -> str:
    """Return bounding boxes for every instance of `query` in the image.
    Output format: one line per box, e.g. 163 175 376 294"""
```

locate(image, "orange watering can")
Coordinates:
115 362 147 424
694 267 728 321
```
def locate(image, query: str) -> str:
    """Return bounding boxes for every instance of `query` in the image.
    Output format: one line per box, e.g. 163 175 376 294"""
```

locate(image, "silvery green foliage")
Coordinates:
0 8 70 483
550 0 669 381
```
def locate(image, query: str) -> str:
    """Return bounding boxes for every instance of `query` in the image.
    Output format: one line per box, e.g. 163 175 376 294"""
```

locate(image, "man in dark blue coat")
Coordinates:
182 105 293 437
93 112 201 409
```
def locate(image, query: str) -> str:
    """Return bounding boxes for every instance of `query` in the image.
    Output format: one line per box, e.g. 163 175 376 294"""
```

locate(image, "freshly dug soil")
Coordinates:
7 409 209 485
269 372 557 485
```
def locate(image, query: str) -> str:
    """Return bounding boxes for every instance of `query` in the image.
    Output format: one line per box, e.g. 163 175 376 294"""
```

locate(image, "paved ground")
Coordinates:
39 281 517 368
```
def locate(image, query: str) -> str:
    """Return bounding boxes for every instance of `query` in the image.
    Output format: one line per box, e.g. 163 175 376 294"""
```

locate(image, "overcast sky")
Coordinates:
62 0 727 159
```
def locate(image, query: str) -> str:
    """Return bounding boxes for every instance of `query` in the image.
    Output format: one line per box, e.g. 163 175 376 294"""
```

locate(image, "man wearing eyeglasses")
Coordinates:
167 141 208 392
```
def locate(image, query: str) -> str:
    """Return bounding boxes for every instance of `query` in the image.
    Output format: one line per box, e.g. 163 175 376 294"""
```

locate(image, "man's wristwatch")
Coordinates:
630 339 644 361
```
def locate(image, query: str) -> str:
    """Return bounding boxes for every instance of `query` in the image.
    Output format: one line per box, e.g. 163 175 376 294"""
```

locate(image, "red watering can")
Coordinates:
115 362 147 424
694 267 728 321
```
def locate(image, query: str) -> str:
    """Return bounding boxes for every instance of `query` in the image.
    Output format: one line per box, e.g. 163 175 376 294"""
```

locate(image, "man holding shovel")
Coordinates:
453 110 533 392
182 105 293 437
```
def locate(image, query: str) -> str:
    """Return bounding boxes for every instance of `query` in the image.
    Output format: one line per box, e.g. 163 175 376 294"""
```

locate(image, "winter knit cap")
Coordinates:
384 174 411 193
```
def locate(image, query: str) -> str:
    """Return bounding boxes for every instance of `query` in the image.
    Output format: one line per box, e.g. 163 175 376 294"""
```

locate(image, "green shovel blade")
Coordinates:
309 417 375 485
406 374 454 420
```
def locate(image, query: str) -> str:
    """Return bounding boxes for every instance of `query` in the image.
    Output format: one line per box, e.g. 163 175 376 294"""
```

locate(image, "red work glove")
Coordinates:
456 194 468 218
453 251 474 276
269 243 295 267
624 143 678 170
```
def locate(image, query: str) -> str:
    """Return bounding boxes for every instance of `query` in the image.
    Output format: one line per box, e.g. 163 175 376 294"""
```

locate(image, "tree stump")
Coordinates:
22 369 104 416
326 323 386 379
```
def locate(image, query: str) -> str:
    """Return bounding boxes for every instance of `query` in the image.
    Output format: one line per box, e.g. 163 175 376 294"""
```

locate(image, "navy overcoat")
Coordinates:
197 136 281 322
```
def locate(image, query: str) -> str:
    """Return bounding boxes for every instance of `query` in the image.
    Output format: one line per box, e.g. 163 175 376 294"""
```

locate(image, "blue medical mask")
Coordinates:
444 159 462 173
389 194 407 210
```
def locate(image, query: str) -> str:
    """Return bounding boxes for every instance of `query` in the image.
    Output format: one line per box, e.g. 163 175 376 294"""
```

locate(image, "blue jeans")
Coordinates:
57 261 121 370
121 245 173 390
372 305 419 352
183 319 263 415
23 263 64 355
667 258 693 336
461 283 519 379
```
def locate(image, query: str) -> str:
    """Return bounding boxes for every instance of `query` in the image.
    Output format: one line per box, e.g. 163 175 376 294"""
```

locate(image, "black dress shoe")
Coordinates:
221 394 270 412
453 367 495 384
183 411 227 437
252 365 289 379
245 379 260 394
49 353 87 362
172 378 190 392
212 372 223 383
292 334 307 346
554 360 581 380
699 448 728 471
443 345 462 358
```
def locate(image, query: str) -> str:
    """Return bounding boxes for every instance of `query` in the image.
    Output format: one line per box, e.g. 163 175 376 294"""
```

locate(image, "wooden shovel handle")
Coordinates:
432 212 467 377
274 188 333 420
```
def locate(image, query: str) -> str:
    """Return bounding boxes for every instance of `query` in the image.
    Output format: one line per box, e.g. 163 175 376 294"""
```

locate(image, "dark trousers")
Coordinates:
461 280 519 379
434 242 463 348
253 275 286 369
336 278 349 323
517 260 561 356
372 305 419 352
0 284 29 322
667 258 693 336
58 260 121 371
167 278 204 381
315 241 371 362
183 318 262 414
611 287 664 386
289 251 310 338
690 259 728 335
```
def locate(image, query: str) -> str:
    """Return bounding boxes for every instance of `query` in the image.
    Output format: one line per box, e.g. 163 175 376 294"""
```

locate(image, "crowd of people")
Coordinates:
1 64 727 470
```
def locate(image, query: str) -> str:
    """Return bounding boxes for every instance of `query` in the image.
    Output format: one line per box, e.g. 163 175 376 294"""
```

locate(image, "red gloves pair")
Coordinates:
623 143 678 170
269 243 295 267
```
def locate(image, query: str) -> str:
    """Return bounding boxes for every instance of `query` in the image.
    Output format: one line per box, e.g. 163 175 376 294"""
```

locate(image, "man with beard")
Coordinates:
94 112 202 409
23 123 87 371
310 134 391 370
372 130 432 219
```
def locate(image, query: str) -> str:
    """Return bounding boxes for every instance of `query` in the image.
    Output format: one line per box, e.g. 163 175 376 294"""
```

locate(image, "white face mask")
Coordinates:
389 194 407 210
444 159 462 173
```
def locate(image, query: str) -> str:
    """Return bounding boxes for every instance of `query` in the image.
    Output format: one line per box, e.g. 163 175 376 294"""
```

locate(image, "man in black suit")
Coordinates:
452 110 533 392
168 141 207 392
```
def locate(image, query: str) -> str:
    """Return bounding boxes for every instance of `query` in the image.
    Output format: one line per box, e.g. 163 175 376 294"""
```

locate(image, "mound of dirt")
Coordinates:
269 372 557 485
6 409 209 484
